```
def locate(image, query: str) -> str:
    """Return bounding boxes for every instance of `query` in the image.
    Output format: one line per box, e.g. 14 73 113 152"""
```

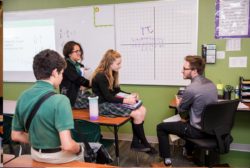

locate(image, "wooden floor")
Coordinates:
3 140 196 167
108 140 195 167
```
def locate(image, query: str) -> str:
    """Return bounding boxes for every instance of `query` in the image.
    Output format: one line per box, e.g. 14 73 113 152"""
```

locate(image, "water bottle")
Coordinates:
88 95 99 120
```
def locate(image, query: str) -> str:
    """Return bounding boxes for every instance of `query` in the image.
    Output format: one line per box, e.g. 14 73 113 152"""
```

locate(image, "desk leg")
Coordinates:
114 126 119 166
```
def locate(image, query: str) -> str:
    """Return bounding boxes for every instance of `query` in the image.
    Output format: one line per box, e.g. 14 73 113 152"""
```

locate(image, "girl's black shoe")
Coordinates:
130 142 150 152
146 146 158 155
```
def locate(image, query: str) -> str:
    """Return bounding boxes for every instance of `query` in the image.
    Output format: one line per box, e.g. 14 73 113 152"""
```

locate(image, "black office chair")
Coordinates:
3 114 23 157
186 99 239 167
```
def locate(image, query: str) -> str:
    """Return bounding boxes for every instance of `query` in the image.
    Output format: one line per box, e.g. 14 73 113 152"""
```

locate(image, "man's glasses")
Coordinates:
72 50 82 55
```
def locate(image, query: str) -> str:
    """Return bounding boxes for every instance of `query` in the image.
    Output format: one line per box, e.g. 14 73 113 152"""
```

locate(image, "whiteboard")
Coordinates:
116 0 198 85
4 0 198 86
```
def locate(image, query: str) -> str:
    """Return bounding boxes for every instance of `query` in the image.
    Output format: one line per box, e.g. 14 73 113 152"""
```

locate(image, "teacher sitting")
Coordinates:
60 41 91 109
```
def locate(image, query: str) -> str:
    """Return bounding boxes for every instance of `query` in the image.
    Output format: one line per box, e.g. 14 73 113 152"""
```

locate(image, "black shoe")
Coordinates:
146 146 158 155
131 142 150 152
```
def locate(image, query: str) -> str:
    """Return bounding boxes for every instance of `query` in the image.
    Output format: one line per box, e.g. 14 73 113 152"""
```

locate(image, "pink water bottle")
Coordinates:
88 95 99 120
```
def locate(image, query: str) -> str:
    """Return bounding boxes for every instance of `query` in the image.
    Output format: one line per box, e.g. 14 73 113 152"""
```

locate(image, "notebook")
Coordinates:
116 92 143 110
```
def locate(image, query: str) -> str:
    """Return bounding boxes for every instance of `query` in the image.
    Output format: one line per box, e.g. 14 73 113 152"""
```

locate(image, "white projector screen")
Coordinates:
3 6 115 82
4 19 56 82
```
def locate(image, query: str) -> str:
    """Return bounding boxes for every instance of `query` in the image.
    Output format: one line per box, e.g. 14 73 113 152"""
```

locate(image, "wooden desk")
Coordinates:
2 100 130 165
72 109 131 165
4 155 115 167
169 99 250 112
3 154 15 164
237 102 250 112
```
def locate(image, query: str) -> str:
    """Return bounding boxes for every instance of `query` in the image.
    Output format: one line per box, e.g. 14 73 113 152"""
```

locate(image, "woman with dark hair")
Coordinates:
60 41 91 108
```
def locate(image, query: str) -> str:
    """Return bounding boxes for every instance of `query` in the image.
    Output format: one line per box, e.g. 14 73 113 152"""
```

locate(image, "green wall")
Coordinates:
3 0 250 166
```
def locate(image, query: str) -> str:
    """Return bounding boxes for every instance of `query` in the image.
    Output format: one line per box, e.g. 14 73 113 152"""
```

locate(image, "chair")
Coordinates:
71 119 114 148
186 99 240 167
71 119 102 143
3 114 22 157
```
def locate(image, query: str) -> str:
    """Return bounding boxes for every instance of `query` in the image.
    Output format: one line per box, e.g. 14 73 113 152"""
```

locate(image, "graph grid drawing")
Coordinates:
115 0 198 85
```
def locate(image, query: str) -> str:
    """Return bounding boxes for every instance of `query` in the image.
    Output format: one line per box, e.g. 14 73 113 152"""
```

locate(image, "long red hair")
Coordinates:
91 49 121 90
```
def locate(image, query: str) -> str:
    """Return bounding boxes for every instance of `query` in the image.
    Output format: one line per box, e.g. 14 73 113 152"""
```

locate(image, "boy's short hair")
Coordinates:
33 49 66 80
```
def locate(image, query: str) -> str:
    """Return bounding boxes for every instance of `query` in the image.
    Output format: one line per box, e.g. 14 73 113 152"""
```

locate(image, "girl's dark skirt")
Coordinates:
74 91 92 109
99 102 132 117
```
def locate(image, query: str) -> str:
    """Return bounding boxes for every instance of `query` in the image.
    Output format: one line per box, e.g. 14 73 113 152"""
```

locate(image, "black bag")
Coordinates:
83 141 97 163
83 141 113 164
96 145 113 164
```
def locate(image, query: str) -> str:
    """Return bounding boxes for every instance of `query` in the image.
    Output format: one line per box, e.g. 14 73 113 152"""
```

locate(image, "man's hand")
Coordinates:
175 95 182 106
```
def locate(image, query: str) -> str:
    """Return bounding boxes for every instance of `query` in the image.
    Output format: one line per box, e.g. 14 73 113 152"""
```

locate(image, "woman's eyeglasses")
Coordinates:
183 67 192 71
72 50 82 55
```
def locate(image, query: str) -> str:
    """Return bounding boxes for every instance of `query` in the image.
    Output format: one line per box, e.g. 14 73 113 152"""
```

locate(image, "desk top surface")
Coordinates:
3 100 130 126
73 109 131 126
3 154 15 164
4 155 115 167
3 100 16 114
169 99 250 111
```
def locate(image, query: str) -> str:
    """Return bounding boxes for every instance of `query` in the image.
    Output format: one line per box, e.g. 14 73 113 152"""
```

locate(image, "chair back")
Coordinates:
71 119 101 143
201 99 239 135
201 99 239 154
3 114 13 144
3 114 25 156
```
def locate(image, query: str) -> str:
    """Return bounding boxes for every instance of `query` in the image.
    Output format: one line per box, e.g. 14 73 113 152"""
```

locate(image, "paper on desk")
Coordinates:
169 134 180 142
163 114 181 122
163 114 181 142
238 102 249 109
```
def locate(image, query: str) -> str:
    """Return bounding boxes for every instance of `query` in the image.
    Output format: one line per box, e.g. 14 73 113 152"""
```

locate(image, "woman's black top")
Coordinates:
91 72 124 104
60 59 89 106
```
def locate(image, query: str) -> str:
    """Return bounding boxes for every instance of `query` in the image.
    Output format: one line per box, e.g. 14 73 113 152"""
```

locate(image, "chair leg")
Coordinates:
204 150 212 167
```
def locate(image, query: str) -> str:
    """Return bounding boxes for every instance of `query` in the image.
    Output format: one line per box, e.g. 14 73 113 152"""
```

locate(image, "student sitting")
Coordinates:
11 49 85 163
91 49 157 154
